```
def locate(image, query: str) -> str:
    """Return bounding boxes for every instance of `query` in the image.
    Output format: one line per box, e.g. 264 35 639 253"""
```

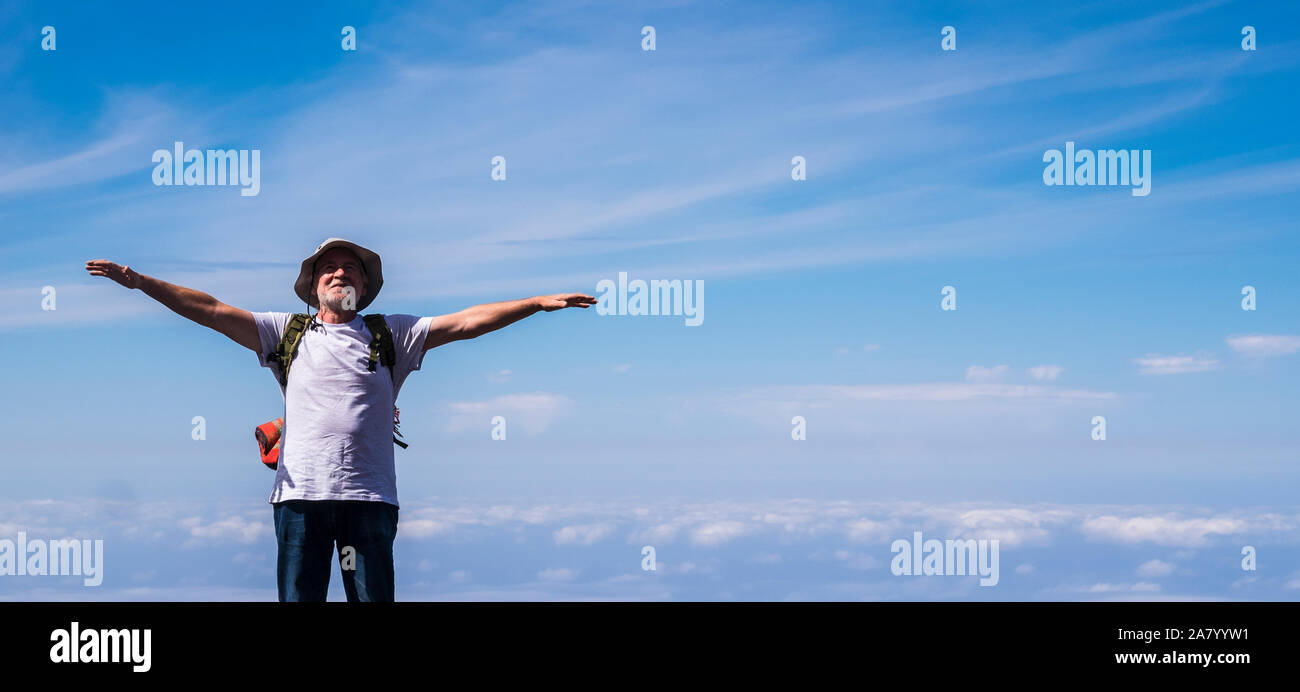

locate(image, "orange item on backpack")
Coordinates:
255 418 284 471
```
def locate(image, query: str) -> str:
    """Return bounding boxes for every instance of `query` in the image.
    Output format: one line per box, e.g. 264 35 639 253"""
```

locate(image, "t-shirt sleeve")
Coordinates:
252 311 293 369
385 314 435 380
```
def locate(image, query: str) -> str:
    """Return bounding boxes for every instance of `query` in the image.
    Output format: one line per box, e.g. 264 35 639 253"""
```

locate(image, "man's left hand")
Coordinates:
537 294 597 311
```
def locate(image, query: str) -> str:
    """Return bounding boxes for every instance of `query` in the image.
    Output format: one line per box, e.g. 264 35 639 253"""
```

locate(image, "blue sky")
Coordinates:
1 0 1298 600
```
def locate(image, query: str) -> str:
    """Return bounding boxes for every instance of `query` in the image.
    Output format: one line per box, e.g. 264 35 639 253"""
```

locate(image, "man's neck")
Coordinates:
315 306 357 324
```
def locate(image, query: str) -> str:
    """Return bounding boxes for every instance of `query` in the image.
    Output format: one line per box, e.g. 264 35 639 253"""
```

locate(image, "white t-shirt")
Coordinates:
253 312 433 508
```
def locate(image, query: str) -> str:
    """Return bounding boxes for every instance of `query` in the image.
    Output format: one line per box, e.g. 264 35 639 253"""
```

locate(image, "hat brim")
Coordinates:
294 239 384 311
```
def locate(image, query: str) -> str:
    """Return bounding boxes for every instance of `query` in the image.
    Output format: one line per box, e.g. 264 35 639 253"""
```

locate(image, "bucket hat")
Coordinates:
294 238 383 311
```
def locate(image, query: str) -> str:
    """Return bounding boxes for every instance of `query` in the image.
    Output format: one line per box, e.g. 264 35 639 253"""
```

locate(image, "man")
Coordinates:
85 238 595 601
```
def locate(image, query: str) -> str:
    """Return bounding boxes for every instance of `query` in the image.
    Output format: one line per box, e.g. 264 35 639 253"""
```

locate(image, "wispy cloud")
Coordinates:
1137 559 1176 577
1070 582 1162 594
1133 354 1219 375
554 523 615 546
444 392 573 435
1225 334 1300 357
689 521 748 547
537 567 579 582
732 383 1117 404
965 365 1010 383
0 92 190 195
1027 365 1064 382
179 514 265 547
1081 515 1249 547
6 0 1287 317
3 496 1297 600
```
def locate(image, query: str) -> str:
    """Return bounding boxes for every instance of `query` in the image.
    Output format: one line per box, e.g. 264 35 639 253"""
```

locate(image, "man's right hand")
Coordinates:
83 260 262 352
85 260 141 290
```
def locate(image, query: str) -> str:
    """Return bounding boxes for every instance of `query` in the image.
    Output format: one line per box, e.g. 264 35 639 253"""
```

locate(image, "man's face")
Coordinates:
313 247 367 311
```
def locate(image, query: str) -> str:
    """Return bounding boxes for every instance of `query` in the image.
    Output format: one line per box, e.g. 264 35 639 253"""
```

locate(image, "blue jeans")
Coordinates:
273 500 399 602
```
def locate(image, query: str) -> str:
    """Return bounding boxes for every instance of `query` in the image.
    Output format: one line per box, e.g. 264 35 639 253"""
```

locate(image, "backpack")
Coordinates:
256 313 407 471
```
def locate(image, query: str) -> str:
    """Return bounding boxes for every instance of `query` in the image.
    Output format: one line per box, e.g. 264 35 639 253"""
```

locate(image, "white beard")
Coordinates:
317 286 358 312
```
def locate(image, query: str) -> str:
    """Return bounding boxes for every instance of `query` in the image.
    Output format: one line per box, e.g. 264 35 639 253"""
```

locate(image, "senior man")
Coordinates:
86 238 594 601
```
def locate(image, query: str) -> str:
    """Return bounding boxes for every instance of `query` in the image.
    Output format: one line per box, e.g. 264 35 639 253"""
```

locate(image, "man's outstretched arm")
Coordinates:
424 293 595 351
85 260 262 352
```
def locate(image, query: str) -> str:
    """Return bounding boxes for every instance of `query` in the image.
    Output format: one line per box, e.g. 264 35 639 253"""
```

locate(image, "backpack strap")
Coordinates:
362 314 409 450
266 313 311 387
362 314 396 377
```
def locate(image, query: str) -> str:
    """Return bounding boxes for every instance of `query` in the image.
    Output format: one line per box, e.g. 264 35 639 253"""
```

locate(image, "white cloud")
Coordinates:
668 561 698 575
180 515 265 545
1026 365 1063 381
1082 515 1245 547
632 523 680 545
0 94 186 195
689 521 747 547
831 550 877 571
845 519 892 543
1085 583 1124 593
965 365 1010 382
444 392 573 435
863 344 881 352
1225 334 1300 357
400 519 454 539
1133 354 1219 375
6 495 1300 600
487 369 512 383
737 382 1116 404
945 508 1070 547
554 523 615 546
1137 559 1175 577
3 0 1290 341
1076 582 1162 594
